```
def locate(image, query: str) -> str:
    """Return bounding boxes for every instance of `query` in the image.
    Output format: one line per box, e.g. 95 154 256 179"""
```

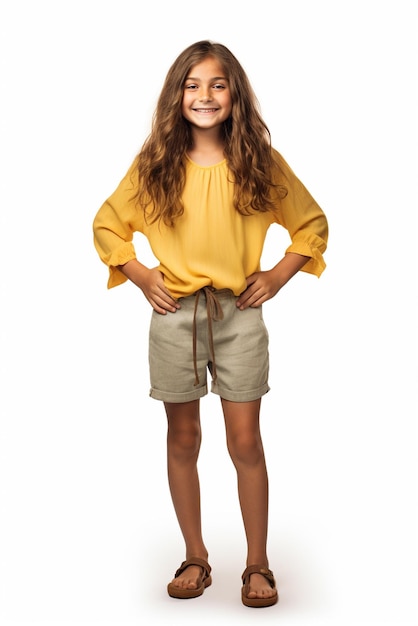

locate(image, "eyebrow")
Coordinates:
185 76 227 81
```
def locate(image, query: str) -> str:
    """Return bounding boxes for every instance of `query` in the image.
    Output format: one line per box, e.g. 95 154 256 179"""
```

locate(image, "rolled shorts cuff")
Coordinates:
211 381 270 402
149 384 208 403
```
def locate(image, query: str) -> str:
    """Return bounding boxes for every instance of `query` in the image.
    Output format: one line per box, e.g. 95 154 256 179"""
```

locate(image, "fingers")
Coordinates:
152 301 180 315
138 268 180 314
236 273 257 309
236 272 279 310
236 288 266 310
148 287 180 314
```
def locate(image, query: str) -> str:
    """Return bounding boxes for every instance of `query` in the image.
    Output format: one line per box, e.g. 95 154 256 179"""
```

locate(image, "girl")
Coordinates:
93 40 328 608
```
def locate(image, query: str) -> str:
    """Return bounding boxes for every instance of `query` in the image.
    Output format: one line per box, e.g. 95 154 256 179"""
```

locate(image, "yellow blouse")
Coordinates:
93 149 328 299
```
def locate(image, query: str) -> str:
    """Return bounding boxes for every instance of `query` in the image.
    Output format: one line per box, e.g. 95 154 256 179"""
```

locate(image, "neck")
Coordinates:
188 128 225 166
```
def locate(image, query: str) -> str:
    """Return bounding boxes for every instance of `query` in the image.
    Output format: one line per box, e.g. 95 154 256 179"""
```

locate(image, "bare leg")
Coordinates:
222 398 277 600
165 400 209 591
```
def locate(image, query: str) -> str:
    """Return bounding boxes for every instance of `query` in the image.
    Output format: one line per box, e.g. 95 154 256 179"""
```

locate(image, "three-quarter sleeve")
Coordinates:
93 161 144 288
271 150 328 277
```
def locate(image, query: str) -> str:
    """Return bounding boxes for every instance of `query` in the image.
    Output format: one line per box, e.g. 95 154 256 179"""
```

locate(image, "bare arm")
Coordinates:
118 259 180 314
236 252 309 310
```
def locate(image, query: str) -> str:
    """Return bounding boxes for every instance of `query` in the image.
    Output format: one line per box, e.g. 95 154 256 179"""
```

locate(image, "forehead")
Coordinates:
186 56 227 79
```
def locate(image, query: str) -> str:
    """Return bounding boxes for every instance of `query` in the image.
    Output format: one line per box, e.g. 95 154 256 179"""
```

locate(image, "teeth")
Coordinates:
194 108 217 112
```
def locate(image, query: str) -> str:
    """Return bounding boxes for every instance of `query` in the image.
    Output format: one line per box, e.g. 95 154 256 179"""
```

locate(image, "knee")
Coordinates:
227 431 264 467
168 423 201 460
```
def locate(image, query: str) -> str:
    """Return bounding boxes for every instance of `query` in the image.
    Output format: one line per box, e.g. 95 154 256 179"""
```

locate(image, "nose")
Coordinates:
199 90 212 102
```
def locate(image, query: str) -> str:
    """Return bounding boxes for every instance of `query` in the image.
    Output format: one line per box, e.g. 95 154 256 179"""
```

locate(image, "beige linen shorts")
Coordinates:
148 288 270 403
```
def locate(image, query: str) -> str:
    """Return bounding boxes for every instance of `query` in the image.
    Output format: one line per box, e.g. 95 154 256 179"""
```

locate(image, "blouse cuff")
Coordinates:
285 237 327 278
104 242 137 289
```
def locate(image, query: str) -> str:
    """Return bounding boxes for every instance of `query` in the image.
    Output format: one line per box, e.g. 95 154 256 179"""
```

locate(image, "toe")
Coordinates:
172 565 202 590
247 573 277 599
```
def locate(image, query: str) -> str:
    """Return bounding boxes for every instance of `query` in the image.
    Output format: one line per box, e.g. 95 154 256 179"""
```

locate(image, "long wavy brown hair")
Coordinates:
136 40 285 225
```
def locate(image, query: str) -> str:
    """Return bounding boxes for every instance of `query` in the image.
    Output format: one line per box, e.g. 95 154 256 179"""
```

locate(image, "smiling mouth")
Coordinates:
193 108 219 113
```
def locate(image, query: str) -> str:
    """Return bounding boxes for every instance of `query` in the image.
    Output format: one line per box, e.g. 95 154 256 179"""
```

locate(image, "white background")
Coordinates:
0 1 417 624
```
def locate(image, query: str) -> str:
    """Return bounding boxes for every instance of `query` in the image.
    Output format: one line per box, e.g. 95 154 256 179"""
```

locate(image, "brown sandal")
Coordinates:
167 557 212 599
241 564 278 607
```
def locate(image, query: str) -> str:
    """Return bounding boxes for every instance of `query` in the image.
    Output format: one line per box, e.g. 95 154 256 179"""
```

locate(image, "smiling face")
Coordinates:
182 56 232 132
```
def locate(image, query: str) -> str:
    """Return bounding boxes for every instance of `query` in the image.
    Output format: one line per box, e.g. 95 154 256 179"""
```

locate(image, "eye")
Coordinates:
212 83 226 90
185 83 198 90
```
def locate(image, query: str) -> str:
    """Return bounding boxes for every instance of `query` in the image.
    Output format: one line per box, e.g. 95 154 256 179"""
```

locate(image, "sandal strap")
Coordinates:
241 564 276 588
174 557 212 580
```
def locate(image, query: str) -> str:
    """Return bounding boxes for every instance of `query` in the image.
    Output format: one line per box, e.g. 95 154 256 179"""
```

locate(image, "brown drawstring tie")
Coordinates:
192 287 224 386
